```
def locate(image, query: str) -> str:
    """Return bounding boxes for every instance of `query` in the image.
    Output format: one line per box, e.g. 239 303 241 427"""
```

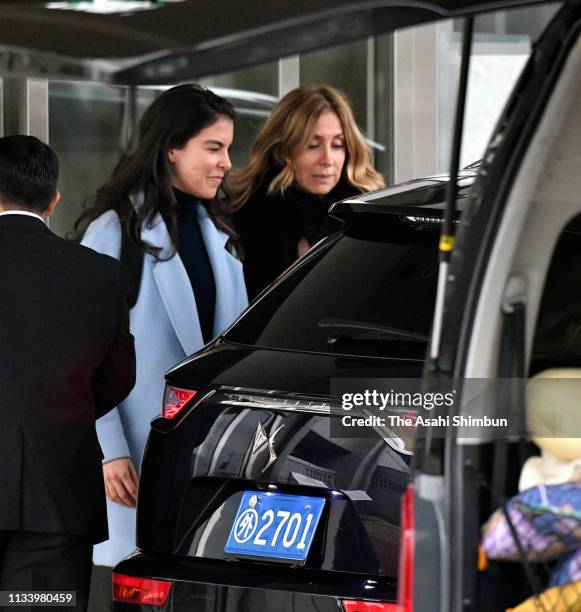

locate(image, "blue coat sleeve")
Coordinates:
82 211 132 462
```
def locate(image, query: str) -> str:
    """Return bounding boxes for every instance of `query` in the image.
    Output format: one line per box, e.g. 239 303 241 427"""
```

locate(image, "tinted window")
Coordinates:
227 216 440 358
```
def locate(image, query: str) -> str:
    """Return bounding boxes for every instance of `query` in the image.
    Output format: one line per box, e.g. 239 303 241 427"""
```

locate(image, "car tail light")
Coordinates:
112 573 172 606
162 385 197 419
398 484 415 612
342 601 398 611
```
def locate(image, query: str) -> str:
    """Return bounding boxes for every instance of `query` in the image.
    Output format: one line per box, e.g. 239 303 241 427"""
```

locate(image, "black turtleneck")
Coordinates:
174 189 216 344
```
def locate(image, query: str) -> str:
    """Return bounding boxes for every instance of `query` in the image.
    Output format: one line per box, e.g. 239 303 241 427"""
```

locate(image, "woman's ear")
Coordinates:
167 148 176 163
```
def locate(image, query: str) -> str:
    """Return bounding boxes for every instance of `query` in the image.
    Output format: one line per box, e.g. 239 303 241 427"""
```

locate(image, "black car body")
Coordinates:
112 172 475 611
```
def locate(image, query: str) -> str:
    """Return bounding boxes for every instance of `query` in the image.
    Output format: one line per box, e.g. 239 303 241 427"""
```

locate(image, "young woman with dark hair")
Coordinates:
76 83 239 257
77 84 247 609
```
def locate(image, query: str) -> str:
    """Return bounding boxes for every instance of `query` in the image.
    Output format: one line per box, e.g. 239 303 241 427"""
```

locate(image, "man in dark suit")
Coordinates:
0 135 135 610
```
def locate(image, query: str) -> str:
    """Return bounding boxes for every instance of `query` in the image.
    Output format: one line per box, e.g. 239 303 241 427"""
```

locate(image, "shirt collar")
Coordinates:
0 210 47 224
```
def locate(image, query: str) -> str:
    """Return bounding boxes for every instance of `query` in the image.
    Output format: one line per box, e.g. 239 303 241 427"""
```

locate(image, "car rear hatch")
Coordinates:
137 384 408 581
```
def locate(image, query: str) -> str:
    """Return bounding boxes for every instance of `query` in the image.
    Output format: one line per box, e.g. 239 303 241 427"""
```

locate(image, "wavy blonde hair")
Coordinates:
231 84 384 210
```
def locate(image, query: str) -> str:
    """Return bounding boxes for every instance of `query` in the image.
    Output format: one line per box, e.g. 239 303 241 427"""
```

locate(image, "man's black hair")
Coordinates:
0 135 59 213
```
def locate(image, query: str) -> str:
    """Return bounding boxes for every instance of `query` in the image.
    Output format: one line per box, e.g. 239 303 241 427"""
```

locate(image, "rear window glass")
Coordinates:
226 217 440 358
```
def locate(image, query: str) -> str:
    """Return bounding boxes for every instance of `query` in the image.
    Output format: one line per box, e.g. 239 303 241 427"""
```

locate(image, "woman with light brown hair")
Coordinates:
232 83 384 299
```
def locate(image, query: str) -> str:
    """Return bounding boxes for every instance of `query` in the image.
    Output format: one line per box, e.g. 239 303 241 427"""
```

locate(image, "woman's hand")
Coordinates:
103 458 138 507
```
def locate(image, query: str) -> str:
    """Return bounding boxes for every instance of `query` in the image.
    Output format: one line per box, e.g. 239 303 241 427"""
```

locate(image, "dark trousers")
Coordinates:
0 531 92 612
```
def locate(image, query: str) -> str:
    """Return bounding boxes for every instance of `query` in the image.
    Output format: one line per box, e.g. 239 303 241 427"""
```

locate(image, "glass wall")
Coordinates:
199 62 277 96
391 4 558 183
300 39 368 131
49 82 130 238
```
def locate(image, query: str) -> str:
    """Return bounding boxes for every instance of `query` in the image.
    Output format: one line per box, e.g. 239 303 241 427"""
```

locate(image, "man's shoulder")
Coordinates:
49 236 127 308
50 232 124 279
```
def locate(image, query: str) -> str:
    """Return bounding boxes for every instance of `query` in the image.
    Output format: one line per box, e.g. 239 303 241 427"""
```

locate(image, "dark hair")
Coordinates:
75 84 236 258
0 135 58 213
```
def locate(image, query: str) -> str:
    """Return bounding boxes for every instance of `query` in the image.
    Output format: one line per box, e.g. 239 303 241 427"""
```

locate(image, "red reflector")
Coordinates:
342 601 398 612
162 385 197 419
112 573 172 606
398 484 415 612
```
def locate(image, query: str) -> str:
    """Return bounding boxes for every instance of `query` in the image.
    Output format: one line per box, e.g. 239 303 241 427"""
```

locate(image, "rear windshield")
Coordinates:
226 216 440 359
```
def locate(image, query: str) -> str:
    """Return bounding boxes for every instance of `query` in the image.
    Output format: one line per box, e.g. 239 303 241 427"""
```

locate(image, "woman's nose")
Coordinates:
219 151 232 170
318 145 333 165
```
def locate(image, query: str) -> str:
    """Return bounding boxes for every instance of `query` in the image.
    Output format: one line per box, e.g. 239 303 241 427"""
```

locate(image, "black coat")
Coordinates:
0 214 135 543
234 179 359 299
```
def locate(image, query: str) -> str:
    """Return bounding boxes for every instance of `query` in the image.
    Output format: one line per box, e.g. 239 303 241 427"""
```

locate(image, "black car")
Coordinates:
111 170 475 611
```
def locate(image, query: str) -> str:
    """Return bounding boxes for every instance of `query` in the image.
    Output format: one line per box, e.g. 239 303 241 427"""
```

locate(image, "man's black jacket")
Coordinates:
0 214 135 544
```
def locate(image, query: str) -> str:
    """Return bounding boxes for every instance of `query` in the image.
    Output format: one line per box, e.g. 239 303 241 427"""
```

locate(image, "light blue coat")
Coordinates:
81 206 248 566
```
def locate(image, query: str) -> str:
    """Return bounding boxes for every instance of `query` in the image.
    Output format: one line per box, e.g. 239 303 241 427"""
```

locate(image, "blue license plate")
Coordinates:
224 491 325 563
